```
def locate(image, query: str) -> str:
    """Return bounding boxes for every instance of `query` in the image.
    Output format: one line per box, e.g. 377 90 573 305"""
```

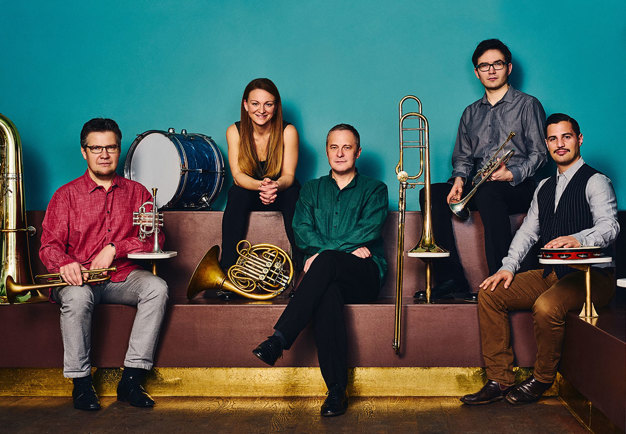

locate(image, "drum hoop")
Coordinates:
125 130 185 209
167 133 190 207
195 134 225 206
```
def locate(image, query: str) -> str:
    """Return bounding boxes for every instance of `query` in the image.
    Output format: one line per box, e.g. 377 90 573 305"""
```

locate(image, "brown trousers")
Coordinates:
478 268 614 385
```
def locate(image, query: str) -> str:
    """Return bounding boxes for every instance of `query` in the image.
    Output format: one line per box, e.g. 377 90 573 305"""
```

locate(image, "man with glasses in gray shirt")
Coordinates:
461 112 618 405
419 38 547 302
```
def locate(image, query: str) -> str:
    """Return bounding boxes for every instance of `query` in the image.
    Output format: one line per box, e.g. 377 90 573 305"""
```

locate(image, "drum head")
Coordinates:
127 133 182 208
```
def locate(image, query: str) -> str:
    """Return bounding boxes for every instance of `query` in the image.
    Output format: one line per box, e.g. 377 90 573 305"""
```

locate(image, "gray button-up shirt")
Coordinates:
500 158 620 274
451 86 547 186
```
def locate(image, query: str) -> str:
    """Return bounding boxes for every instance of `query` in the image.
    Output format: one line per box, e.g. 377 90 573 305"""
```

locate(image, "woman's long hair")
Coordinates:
238 78 284 179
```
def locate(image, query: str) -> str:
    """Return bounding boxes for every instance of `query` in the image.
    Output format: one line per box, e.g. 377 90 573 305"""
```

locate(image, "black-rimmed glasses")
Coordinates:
475 60 508 72
84 145 120 154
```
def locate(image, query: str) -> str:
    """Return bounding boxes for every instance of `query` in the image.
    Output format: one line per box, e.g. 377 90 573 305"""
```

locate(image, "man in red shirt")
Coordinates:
39 118 168 411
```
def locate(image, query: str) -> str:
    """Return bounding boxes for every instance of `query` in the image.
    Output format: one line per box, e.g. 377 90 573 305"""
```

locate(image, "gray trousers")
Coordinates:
52 269 169 378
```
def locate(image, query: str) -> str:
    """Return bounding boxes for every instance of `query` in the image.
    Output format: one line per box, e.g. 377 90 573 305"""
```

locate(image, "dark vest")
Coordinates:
537 164 599 278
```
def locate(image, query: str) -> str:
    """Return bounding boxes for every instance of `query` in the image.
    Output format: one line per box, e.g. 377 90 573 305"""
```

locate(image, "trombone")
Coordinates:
5 267 117 304
393 96 449 355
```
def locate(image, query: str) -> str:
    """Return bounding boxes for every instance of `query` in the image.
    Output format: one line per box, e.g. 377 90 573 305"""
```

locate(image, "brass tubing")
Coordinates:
6 267 117 304
449 132 516 220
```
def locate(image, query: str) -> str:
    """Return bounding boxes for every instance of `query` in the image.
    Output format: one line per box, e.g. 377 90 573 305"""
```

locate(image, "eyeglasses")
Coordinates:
475 60 508 72
84 145 120 154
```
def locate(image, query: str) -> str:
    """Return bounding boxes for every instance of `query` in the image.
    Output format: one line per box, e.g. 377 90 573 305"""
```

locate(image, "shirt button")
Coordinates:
108 229 111 232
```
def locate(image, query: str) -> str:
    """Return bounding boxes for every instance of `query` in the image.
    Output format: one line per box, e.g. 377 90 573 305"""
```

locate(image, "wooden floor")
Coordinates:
0 396 587 433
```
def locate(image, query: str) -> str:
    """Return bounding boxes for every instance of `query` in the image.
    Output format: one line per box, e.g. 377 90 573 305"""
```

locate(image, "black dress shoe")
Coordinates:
117 377 155 408
72 379 101 411
460 380 513 405
252 336 283 366
321 385 348 417
505 376 552 405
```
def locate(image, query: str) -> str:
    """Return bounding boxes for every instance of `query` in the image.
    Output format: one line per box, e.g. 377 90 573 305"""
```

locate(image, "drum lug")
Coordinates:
168 127 175 133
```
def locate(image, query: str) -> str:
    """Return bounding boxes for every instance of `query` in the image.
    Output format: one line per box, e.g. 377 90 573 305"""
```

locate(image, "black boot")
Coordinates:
117 367 155 408
505 376 552 405
460 380 513 405
72 375 101 411
252 336 284 366
320 384 348 417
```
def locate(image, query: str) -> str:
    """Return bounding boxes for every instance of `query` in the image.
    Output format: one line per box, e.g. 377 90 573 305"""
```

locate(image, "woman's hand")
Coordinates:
259 178 279 205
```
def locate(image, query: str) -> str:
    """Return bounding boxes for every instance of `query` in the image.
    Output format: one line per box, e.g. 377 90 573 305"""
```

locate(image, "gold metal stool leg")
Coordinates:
425 259 432 304
578 264 598 321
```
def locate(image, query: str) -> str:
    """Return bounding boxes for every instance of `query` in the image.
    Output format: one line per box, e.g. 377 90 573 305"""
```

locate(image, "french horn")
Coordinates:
187 240 293 300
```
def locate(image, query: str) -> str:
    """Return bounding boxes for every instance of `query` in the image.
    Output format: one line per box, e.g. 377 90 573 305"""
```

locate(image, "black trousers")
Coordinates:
419 179 536 284
221 181 301 270
274 250 381 390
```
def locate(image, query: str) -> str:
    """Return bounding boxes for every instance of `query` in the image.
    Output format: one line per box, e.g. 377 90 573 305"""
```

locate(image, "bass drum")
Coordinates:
124 129 224 209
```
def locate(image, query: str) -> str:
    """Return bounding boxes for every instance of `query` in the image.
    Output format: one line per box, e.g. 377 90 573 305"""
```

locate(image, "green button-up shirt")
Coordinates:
293 171 388 285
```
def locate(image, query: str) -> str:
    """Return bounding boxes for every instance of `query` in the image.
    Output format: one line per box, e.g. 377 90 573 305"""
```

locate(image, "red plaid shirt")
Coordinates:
39 171 164 282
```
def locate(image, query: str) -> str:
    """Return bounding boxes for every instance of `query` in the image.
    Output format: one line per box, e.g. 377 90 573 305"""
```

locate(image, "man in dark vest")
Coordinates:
460 113 619 405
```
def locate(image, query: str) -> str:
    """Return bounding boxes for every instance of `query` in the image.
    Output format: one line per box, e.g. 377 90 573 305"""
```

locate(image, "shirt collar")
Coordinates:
327 169 360 190
80 170 121 193
480 85 516 106
556 157 585 182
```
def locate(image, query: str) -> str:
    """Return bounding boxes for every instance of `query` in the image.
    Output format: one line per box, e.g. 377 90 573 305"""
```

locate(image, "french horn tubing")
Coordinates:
187 240 293 300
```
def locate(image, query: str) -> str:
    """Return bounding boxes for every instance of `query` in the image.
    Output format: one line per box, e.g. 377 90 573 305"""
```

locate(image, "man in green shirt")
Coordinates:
253 123 388 417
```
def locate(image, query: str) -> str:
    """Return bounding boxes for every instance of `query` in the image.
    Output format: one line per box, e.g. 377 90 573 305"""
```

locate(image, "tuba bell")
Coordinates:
187 240 293 301
0 113 47 304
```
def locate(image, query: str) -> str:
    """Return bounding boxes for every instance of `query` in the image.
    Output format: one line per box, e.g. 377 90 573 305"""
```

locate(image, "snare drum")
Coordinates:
124 129 224 209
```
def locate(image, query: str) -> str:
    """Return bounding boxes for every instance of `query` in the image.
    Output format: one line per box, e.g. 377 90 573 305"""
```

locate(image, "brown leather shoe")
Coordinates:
505 376 552 405
460 380 513 405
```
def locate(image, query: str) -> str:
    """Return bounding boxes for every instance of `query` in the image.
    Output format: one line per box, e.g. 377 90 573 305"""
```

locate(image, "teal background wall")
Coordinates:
2 0 625 211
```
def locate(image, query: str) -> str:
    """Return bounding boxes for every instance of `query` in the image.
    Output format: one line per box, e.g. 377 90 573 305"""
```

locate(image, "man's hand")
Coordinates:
351 246 372 258
446 177 464 204
488 163 513 182
479 270 514 292
543 236 581 249
59 262 88 286
90 244 116 273
259 178 278 205
303 253 319 273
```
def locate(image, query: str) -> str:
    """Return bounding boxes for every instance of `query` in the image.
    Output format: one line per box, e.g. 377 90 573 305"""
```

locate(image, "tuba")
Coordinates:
449 132 516 220
393 96 449 354
0 113 47 304
187 240 293 300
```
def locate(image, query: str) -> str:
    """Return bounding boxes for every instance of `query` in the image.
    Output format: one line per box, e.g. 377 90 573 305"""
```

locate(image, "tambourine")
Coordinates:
539 246 603 260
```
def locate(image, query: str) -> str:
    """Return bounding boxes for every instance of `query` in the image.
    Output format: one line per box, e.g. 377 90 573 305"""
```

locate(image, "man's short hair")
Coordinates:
545 113 581 137
326 123 360 149
472 39 512 67
80 118 122 147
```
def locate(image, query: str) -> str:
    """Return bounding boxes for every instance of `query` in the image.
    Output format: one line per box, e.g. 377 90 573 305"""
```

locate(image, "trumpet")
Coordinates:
5 267 117 304
449 132 516 220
